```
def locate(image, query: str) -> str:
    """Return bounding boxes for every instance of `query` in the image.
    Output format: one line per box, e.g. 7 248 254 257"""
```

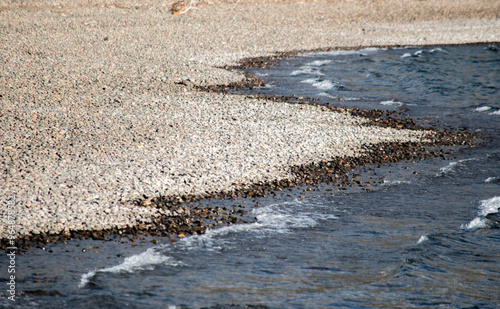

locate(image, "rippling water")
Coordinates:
3 44 500 308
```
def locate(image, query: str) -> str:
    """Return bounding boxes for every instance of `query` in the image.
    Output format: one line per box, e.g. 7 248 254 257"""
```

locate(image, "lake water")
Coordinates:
2 44 500 308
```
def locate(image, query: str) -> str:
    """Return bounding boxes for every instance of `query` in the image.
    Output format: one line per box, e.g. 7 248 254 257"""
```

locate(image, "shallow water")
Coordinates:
2 44 500 308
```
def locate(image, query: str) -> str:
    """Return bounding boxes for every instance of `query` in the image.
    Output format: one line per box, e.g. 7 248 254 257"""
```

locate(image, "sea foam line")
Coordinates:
380 99 404 106
301 78 337 90
180 199 325 250
474 106 492 112
307 59 333 66
401 48 447 58
382 179 412 186
307 47 384 58
461 196 500 230
437 158 476 176
290 66 323 76
79 248 179 288
79 199 331 288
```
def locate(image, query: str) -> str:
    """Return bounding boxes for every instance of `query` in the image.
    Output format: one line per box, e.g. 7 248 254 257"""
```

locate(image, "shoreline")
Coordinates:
1 0 498 247
3 88 479 249
4 133 481 249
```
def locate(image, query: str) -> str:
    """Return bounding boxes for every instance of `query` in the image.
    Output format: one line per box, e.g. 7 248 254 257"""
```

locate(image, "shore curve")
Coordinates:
1 0 498 243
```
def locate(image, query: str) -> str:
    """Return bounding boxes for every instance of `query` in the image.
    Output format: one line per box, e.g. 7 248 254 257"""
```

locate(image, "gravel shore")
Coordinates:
1 0 499 241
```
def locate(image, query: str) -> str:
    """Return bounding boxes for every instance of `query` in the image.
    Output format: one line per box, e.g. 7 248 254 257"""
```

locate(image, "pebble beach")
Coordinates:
1 0 499 242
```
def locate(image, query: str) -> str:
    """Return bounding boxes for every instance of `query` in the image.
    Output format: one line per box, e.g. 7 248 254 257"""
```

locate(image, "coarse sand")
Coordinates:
1 0 499 239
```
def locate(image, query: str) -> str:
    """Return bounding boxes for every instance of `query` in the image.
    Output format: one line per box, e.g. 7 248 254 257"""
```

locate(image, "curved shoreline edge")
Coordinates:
4 135 482 250
2 51 481 249
1 0 498 248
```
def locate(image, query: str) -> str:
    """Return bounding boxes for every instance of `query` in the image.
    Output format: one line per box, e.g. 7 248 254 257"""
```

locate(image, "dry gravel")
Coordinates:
1 0 499 239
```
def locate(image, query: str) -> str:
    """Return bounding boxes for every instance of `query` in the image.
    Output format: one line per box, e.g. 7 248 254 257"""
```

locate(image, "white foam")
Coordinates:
307 59 333 66
80 200 339 287
305 47 382 58
301 78 336 90
290 66 323 76
437 158 476 176
402 48 444 58
439 161 459 175
485 177 499 183
478 196 500 217
429 48 447 53
380 99 404 106
364 47 385 52
178 220 265 250
463 217 489 230
319 92 361 101
180 200 337 250
417 235 429 244
78 270 96 288
252 202 320 231
312 80 336 90
318 92 336 99
382 179 412 186
79 248 180 288
474 106 492 112
461 196 500 230
104 248 178 273
302 78 317 84
489 110 500 115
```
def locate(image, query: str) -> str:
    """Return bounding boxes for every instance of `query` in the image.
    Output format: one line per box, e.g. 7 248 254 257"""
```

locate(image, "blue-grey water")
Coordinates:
2 44 500 308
